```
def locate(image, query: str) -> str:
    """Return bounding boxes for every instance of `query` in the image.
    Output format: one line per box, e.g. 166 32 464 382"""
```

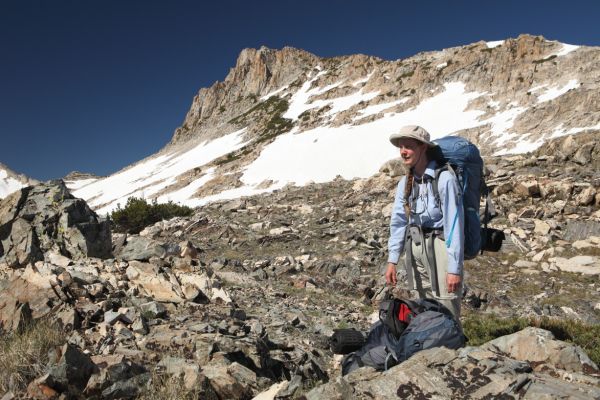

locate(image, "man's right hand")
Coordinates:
385 263 397 286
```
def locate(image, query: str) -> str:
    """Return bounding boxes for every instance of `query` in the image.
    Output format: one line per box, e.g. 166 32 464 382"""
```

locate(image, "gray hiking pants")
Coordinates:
405 235 463 326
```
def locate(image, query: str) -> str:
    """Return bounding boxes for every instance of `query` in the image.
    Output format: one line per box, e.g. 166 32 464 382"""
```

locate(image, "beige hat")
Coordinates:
389 125 438 148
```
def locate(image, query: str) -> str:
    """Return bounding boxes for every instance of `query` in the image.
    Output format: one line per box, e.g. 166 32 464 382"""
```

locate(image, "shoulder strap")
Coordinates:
431 163 453 208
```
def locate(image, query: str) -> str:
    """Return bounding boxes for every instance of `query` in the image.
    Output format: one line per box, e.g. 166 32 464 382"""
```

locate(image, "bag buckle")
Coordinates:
409 225 422 246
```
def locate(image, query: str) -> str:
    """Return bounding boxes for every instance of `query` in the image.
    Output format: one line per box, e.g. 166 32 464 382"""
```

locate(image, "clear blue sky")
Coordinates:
2 0 599 180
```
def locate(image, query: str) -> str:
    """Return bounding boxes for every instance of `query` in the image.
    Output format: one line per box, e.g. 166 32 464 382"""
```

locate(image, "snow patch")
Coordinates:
488 100 500 109
536 79 578 103
74 129 248 214
186 183 284 208
0 169 25 199
495 138 545 156
321 90 380 117
355 98 410 120
261 85 289 100
65 178 98 191
552 43 580 57
486 40 504 48
528 84 547 93
567 122 600 134
483 106 527 147
551 122 600 138
283 71 343 120
155 167 216 205
283 70 381 120
352 72 373 87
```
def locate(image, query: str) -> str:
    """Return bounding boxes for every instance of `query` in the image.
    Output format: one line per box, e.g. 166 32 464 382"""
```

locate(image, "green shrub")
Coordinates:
111 197 193 234
463 314 600 366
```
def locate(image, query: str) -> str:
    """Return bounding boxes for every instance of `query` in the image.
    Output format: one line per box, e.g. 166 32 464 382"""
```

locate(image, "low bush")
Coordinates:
0 320 66 393
463 314 600 366
111 197 193 234
136 374 202 400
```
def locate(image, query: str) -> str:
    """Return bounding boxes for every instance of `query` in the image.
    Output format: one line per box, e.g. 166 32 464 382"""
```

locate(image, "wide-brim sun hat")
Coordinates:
389 125 438 148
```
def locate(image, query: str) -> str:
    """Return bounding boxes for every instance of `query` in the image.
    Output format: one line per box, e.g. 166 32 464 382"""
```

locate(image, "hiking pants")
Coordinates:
405 235 463 326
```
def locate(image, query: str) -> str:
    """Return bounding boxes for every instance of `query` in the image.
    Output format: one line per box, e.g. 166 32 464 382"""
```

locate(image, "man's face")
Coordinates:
397 138 427 167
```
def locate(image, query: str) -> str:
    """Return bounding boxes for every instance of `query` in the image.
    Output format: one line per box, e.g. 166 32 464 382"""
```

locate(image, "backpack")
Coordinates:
341 298 465 375
429 136 501 259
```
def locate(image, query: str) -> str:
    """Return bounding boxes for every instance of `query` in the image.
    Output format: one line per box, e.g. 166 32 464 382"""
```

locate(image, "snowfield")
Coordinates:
65 77 585 213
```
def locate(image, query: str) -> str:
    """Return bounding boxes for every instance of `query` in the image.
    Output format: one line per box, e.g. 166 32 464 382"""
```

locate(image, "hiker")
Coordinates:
385 125 464 325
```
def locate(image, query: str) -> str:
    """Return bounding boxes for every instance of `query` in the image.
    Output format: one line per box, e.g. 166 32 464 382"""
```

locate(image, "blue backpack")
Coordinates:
430 136 497 259
341 298 465 375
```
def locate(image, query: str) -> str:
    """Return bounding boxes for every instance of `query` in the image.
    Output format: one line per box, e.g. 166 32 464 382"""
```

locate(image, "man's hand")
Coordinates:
385 263 397 286
447 273 461 293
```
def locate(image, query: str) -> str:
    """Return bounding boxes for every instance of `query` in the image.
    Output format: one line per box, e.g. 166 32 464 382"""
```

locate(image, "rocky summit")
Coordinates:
0 131 599 399
0 180 111 268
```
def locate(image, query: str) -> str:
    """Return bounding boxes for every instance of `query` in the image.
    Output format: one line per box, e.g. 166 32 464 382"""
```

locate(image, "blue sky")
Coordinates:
2 0 599 180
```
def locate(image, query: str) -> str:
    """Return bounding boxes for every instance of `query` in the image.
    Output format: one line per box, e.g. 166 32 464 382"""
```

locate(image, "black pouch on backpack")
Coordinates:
481 228 505 252
330 328 366 354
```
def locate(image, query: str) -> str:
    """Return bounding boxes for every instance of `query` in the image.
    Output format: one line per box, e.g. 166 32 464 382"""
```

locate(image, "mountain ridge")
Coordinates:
3 34 599 213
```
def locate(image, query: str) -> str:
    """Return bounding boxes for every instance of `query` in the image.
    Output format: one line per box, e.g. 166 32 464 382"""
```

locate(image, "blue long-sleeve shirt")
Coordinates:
387 160 464 275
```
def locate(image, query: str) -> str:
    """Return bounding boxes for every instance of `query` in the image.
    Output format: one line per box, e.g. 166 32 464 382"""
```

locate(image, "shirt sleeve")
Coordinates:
439 170 464 274
387 177 408 264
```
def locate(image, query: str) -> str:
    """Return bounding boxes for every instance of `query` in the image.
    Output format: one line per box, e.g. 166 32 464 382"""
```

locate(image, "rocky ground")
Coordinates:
0 133 599 399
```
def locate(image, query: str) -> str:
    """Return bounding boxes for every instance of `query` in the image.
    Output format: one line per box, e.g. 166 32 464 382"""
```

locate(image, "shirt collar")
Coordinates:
423 160 437 179
414 160 437 181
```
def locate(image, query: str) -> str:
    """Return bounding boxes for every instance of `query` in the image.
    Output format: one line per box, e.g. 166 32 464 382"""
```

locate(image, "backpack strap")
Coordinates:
424 234 441 297
431 164 463 249
404 233 415 290
431 163 454 209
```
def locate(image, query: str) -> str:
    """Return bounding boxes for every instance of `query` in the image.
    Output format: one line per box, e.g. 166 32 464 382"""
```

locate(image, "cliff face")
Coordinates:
171 46 318 144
